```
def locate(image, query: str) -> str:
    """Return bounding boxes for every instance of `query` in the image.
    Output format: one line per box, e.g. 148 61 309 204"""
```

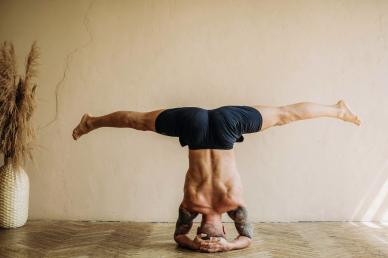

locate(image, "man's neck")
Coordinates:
201 213 222 224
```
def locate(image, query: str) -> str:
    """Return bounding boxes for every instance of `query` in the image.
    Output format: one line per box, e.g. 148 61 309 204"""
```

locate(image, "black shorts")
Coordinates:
155 105 263 150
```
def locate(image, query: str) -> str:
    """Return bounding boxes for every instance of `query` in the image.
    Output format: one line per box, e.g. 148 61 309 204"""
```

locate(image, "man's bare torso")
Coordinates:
181 149 245 215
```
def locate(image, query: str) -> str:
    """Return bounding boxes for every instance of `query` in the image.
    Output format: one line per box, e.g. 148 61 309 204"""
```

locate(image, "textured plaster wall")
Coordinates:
1 0 388 222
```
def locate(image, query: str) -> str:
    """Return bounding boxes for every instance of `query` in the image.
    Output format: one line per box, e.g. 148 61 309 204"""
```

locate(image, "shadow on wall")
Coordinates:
351 159 388 225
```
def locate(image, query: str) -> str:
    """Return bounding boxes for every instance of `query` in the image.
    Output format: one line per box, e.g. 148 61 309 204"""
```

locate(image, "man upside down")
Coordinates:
72 100 360 252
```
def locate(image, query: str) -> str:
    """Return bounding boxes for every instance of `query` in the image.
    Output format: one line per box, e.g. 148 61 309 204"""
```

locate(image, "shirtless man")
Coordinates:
72 100 360 253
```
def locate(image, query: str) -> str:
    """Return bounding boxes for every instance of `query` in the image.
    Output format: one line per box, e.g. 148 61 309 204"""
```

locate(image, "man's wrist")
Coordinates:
225 241 233 251
192 241 200 250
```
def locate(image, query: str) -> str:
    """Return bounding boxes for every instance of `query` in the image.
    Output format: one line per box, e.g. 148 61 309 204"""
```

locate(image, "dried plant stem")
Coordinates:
0 41 39 169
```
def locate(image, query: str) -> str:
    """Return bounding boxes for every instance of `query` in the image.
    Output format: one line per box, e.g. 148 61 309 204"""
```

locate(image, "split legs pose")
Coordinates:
72 100 360 140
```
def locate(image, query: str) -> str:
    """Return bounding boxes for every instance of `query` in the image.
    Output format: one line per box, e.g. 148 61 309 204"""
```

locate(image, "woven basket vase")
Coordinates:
0 163 29 228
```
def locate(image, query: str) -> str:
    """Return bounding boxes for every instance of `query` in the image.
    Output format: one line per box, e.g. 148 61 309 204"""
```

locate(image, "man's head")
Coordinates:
197 215 226 240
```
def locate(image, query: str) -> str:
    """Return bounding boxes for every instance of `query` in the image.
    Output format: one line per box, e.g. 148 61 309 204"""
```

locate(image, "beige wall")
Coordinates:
1 0 387 222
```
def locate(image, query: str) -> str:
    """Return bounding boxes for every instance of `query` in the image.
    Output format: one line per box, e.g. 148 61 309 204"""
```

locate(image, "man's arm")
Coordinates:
227 235 252 250
226 206 253 250
173 206 199 250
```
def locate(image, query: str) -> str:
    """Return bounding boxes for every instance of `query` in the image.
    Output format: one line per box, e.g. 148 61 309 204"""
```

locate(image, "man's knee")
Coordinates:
127 112 152 131
276 107 300 126
142 110 164 131
273 107 288 126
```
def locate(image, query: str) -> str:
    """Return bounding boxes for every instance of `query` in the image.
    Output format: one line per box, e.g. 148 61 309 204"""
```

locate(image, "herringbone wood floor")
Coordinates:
0 221 387 257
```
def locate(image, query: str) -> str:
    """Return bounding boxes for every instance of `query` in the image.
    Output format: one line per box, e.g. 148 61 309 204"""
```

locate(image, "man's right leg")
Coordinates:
253 100 361 132
72 109 166 140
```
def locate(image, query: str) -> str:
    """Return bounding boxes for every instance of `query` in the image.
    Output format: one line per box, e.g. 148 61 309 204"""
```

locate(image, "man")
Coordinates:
72 100 360 252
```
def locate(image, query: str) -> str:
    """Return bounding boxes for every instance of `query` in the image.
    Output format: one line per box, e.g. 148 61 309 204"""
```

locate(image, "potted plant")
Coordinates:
0 41 39 228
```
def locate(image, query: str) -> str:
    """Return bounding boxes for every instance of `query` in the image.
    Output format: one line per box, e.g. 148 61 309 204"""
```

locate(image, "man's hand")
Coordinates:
199 237 230 253
175 233 208 251
192 234 206 250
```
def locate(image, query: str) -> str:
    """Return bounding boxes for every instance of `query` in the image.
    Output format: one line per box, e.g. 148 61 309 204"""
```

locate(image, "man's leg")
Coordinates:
72 109 166 140
253 100 360 132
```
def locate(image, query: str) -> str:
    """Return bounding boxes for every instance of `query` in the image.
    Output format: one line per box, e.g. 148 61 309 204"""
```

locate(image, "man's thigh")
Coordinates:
252 105 283 131
144 109 167 132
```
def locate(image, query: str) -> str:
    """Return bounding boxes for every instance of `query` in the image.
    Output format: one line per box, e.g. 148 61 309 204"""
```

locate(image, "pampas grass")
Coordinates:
0 41 39 169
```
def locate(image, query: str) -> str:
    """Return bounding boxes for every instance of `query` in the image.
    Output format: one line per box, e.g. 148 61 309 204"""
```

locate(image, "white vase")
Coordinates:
0 162 30 228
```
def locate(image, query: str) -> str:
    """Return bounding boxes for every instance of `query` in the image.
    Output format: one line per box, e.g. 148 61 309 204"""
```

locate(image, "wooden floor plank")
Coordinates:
0 221 387 257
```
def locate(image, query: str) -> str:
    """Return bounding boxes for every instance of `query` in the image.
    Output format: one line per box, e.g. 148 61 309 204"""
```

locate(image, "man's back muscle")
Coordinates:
181 149 245 214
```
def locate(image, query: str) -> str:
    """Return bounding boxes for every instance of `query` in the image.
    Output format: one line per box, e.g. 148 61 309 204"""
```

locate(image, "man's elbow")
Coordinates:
246 237 252 247
238 235 253 248
174 234 183 244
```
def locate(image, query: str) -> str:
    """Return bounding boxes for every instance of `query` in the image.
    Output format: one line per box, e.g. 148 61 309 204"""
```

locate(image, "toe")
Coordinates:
356 117 361 126
73 129 79 140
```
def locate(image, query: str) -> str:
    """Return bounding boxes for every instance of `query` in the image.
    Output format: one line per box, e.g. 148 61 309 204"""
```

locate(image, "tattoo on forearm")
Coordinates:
174 207 198 236
227 206 253 239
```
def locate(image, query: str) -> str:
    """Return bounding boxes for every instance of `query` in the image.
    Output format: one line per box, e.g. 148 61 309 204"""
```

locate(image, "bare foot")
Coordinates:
72 113 93 140
336 100 361 126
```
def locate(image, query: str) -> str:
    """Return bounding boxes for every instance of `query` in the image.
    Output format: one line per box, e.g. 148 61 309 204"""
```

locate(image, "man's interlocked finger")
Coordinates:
200 242 209 247
208 247 220 253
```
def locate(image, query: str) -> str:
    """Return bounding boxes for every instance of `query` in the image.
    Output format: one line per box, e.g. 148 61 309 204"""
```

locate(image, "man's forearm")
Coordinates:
227 236 252 251
174 235 198 250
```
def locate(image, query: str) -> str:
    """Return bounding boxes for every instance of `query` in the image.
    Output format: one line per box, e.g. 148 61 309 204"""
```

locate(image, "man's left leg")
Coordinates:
72 109 166 140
